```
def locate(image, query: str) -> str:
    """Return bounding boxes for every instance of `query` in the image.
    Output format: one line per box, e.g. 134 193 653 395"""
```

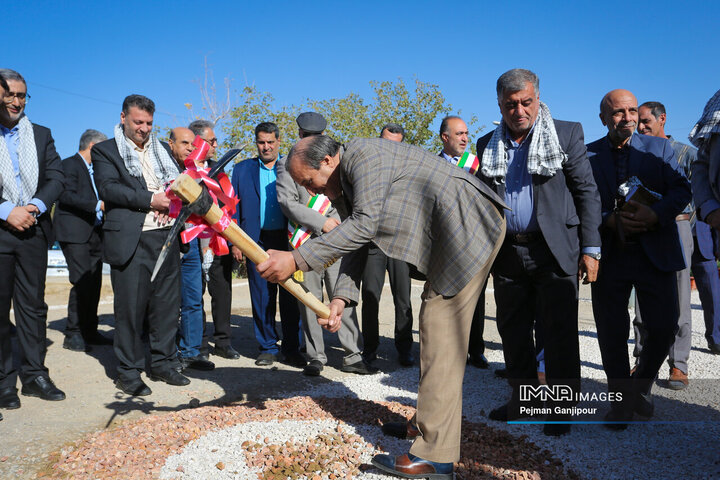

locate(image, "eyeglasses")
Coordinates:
206 138 218 145
3 92 30 104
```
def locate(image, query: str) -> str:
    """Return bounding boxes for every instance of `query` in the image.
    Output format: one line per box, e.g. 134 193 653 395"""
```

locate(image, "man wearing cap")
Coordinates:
276 112 374 375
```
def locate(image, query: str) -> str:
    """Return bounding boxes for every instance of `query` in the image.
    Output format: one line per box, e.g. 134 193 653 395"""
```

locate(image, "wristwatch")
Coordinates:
585 252 601 260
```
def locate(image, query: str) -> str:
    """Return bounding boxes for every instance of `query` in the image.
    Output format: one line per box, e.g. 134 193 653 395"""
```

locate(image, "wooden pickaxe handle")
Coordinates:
170 173 330 319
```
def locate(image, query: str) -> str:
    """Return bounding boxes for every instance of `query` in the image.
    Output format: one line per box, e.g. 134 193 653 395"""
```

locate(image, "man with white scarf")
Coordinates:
0 69 66 414
689 89 720 355
93 94 188 396
476 68 602 436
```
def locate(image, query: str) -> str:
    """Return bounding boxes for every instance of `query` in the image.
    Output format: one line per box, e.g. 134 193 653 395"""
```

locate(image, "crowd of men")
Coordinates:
1 65 720 478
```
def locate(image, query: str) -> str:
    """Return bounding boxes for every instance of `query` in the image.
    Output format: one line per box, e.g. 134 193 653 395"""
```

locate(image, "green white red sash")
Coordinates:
456 151 480 174
288 194 331 249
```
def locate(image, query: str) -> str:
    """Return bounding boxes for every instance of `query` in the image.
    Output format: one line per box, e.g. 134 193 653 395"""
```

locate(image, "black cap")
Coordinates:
296 111 327 134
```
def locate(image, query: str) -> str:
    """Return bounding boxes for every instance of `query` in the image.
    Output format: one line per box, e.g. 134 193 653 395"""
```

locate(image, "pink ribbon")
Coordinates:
166 136 238 256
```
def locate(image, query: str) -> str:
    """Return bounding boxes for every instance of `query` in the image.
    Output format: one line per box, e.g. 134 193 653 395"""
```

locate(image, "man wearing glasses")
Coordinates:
0 69 66 415
188 119 240 361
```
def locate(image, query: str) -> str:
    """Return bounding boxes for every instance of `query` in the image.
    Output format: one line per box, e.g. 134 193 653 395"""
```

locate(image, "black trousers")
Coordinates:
591 243 678 408
60 227 103 338
493 238 581 402
202 252 234 350
110 229 180 383
468 283 487 359
0 226 50 389
361 244 413 356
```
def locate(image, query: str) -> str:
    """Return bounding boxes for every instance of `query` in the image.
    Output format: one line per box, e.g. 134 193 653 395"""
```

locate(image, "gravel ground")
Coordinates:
2 278 720 479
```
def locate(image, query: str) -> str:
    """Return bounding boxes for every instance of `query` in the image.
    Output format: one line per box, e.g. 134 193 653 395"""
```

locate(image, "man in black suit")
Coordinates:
438 115 489 370
477 69 602 436
54 129 111 353
93 94 189 396
361 123 416 368
0 69 66 412
188 119 240 360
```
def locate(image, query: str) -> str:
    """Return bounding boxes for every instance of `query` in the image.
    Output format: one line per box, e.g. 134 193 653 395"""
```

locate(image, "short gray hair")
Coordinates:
496 68 539 98
188 119 215 137
380 122 405 140
288 135 341 170
78 129 107 151
0 69 26 87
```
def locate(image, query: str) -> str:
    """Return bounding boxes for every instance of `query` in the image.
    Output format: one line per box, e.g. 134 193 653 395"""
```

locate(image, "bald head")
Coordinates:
169 127 195 164
599 89 638 146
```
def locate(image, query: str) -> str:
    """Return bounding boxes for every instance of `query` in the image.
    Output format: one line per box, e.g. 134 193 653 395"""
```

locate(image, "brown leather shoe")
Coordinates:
371 453 453 479
381 420 420 439
668 367 689 390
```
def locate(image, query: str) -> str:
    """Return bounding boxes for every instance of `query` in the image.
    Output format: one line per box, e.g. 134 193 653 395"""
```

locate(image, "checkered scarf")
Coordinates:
480 101 566 182
113 123 177 185
0 115 38 206
689 89 720 151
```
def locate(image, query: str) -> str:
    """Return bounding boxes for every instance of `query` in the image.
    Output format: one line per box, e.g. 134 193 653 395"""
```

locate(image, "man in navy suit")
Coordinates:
54 129 111 353
230 122 303 368
587 89 690 429
477 69 602 437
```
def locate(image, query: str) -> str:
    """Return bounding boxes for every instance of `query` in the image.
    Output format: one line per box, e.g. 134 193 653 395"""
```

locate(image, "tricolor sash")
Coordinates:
456 151 480 175
288 194 332 249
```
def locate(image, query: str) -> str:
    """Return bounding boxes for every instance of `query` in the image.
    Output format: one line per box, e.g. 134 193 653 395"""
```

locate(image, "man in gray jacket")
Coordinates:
258 135 505 479
276 112 374 376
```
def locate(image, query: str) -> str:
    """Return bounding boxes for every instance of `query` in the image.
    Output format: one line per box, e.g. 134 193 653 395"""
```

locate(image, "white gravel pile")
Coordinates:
160 290 720 479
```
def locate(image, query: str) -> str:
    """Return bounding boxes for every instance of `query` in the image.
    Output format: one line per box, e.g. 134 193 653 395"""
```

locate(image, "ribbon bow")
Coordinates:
166 136 238 255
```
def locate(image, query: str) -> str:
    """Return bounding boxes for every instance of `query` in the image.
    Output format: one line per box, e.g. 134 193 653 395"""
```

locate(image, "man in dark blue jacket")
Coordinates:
587 89 691 429
230 122 303 368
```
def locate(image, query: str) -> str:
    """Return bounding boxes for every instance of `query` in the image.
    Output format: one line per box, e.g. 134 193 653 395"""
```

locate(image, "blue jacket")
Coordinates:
586 133 691 272
231 157 263 243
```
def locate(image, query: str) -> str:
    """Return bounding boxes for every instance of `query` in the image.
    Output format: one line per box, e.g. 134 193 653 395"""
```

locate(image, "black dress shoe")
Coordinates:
63 334 87 352
148 369 191 386
283 352 307 368
488 401 533 422
181 355 215 371
362 351 377 364
468 353 489 369
303 360 324 376
255 352 277 366
341 360 379 375
634 392 654 418
398 351 415 367
83 332 113 346
603 408 631 431
21 376 66 401
0 387 21 409
381 420 420 439
372 453 453 479
115 378 152 396
494 368 508 378
543 414 571 436
214 345 240 359
709 341 720 355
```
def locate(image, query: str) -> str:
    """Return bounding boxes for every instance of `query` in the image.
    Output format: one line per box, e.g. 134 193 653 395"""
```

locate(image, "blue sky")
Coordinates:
6 0 720 158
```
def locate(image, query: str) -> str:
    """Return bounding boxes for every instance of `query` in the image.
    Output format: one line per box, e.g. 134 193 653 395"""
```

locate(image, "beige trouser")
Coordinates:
409 211 505 463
